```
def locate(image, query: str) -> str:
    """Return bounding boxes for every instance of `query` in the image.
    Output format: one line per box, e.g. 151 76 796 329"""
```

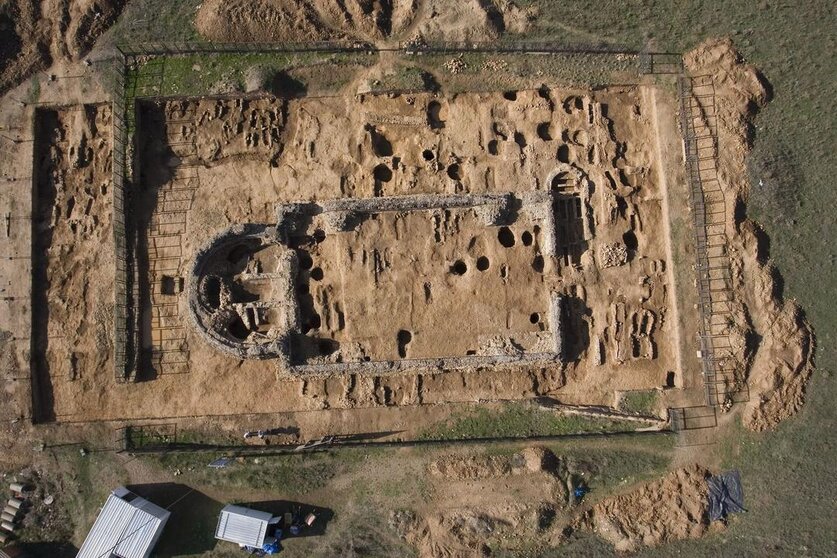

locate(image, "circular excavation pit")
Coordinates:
188 225 296 360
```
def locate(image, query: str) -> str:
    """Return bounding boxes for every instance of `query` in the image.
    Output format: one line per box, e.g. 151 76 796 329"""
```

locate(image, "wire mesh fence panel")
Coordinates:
110 51 134 382
678 75 745 408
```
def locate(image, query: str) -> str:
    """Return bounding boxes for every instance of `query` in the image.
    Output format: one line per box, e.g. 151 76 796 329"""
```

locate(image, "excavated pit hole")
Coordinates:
557 144 569 163
666 371 676 388
530 312 540 324
369 126 393 157
537 122 553 141
521 231 533 246
397 329 413 358
228 315 250 340
202 276 221 309
227 243 253 264
318 338 338 356
308 313 322 330
373 163 393 182
498 226 515 248
446 163 462 180
310 267 324 281
503 91 518 101
532 255 545 273
422 149 435 161
487 139 498 155
632 338 641 358
161 275 183 295
427 100 444 129
450 260 468 275
622 230 638 251
298 251 313 270
476 256 490 271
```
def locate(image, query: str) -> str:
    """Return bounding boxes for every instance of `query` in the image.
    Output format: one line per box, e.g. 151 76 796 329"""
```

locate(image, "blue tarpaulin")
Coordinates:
707 469 746 521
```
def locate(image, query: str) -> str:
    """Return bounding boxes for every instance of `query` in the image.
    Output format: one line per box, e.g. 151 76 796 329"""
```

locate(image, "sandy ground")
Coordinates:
16 82 685 424
30 104 115 423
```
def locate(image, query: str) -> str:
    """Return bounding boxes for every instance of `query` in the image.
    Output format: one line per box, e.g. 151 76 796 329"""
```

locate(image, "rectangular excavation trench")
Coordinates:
30 105 114 423
25 81 690 423
283 193 567 373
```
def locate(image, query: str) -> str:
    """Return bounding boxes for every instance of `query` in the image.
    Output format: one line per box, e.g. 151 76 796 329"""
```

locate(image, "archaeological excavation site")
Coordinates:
0 1 825 554
24 78 692 423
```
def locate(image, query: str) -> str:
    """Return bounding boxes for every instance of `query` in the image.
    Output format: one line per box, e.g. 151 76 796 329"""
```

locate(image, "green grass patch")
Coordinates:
101 0 203 45
413 51 644 93
126 51 375 98
419 402 651 440
618 390 660 415
150 447 371 496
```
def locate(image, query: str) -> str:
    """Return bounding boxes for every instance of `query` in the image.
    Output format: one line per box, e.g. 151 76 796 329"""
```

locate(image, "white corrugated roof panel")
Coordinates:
76 487 171 558
215 505 272 547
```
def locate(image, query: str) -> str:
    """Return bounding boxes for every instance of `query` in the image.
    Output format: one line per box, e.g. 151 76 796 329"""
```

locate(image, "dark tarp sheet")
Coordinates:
707 469 746 521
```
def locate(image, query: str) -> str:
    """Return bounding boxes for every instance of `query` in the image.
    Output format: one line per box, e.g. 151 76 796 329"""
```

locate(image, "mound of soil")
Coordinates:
314 0 418 40
580 465 711 552
195 0 337 43
194 0 534 44
0 0 125 94
413 0 536 43
684 38 815 430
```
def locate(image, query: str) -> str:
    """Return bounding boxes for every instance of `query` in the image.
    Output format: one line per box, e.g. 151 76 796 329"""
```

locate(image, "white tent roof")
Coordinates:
77 487 170 558
215 505 273 547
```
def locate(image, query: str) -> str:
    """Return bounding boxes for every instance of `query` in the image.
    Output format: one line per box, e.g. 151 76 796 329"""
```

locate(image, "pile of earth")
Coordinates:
684 38 815 430
195 0 536 44
577 465 711 552
0 0 125 94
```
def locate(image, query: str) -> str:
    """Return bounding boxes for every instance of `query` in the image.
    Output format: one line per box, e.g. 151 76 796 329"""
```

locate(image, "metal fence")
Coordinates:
117 423 178 451
106 51 137 382
678 75 747 407
114 426 672 455
113 40 684 60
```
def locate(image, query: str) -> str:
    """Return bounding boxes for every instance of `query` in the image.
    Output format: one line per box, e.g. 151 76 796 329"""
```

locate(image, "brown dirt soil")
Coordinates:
395 447 570 558
0 0 125 94
32 84 680 423
30 105 114 423
683 38 815 430
195 0 339 43
411 0 536 42
579 464 711 552
427 446 559 479
194 0 535 44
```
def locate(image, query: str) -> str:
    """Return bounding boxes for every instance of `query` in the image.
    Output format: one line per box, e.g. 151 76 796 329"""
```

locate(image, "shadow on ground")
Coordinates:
235 500 334 538
127 482 221 557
